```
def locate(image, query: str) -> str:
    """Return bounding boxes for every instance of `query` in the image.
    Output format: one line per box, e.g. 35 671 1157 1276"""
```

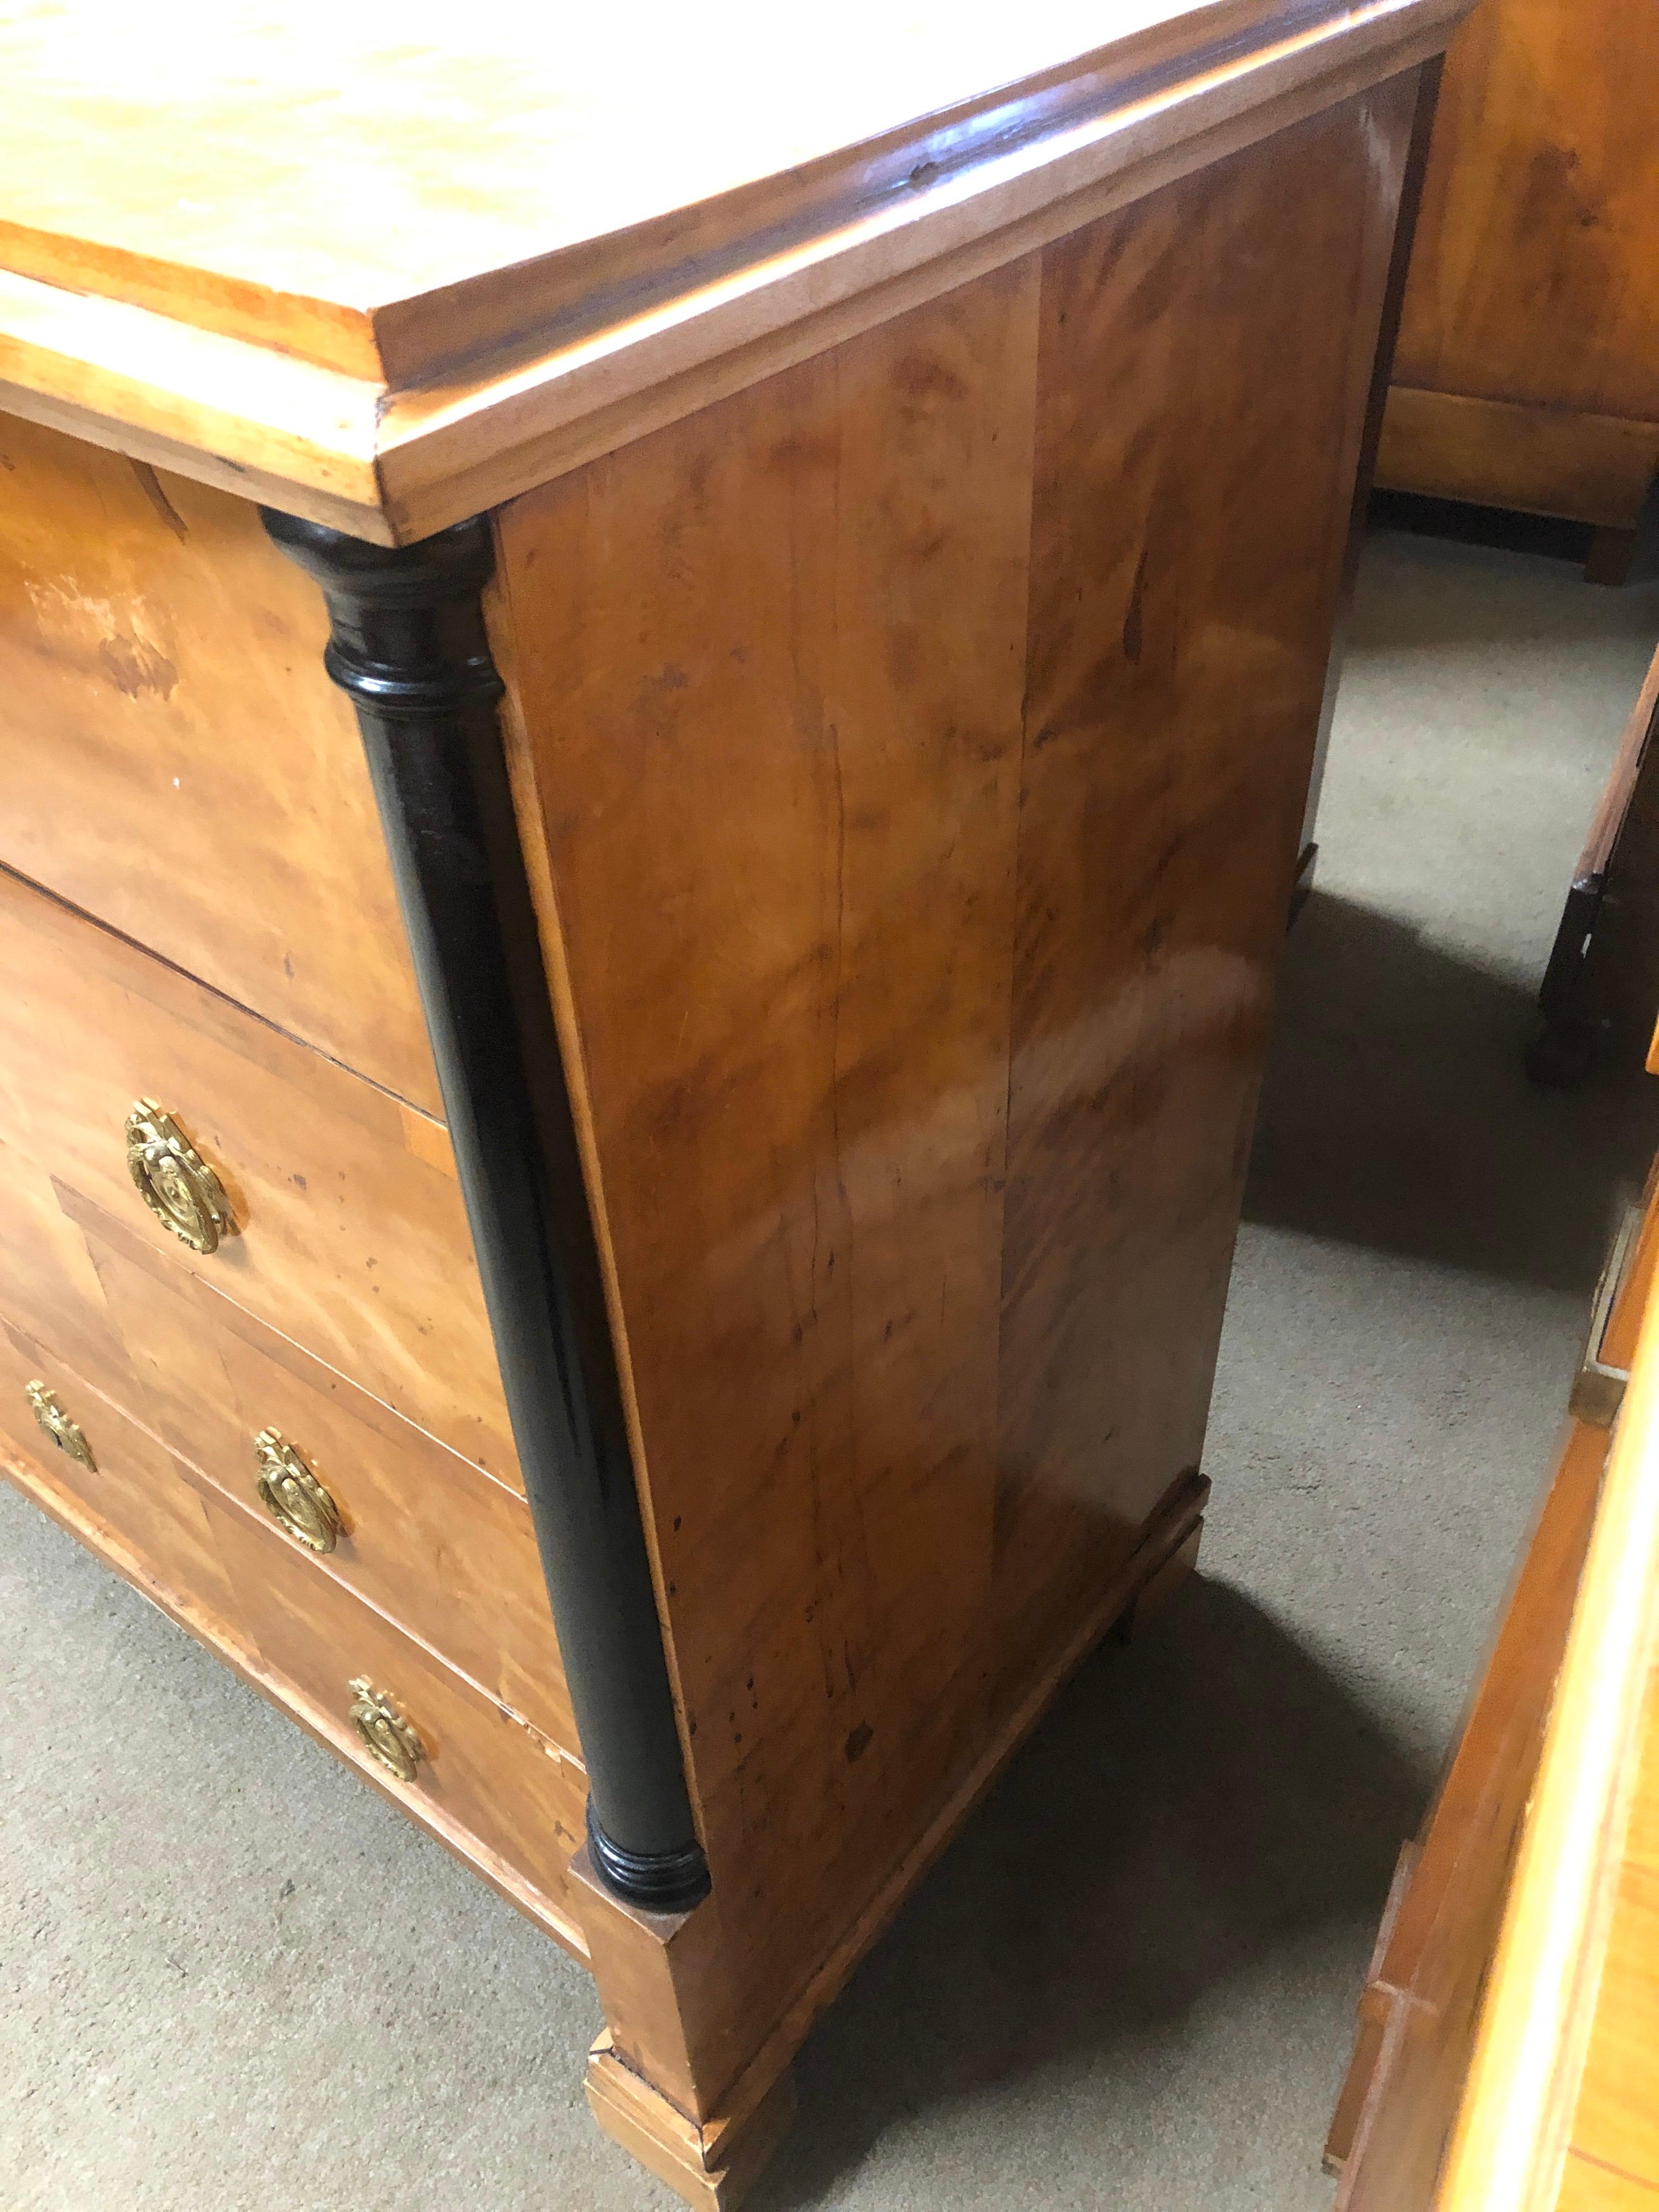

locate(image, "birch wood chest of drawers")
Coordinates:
0 3 1469 2200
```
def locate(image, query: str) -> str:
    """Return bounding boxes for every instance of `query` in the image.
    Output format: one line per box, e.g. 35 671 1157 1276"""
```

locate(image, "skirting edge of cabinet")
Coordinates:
577 1474 1209 2206
0 1430 593 1966
1375 385 1659 529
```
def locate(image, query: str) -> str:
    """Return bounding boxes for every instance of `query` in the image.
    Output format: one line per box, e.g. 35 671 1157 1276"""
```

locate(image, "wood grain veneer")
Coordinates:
492 79 1422 2109
0 1 1465 538
0 415 437 1108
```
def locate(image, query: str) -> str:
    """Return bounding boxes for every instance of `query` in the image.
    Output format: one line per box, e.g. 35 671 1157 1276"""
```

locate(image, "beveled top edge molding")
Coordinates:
0 0 1468 543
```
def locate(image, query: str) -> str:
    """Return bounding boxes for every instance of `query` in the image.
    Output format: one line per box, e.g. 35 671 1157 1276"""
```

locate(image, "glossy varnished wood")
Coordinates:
0 863 518 1484
1378 0 1659 526
0 415 437 1107
0 1124 137 1396
992 86 1406 1682
498 253 1038 2033
0 2 1464 538
493 82 1422 2109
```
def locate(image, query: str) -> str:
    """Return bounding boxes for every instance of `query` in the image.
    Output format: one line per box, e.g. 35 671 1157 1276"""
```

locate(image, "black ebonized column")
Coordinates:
261 507 709 1914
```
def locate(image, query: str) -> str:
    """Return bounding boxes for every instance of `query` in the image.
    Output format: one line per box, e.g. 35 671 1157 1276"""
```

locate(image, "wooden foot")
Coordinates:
586 2032 797 2211
1112 1517 1203 1643
1288 840 1319 927
1584 525 1639 588
574 1472 1207 2203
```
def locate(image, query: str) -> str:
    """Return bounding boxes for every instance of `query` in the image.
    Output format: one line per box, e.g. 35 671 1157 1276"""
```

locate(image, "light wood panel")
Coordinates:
73 1200 576 1755
493 81 1421 2101
0 863 518 1485
1564 1657 1659 2202
1379 0 1659 524
1436 1279 1659 2211
0 1 1465 538
0 414 436 1108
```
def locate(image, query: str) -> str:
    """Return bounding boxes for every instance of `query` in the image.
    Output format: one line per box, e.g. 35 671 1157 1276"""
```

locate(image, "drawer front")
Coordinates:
79 1203 577 1757
0 862 519 1488
0 414 439 1113
202 1484 587 1922
0 1318 235 1628
0 1125 137 1396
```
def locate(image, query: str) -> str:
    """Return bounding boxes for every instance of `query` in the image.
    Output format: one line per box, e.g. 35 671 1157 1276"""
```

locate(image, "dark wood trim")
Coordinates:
260 505 709 1912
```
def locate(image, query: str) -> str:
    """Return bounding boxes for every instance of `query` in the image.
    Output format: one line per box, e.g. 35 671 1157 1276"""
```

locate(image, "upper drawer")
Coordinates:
0 862 520 1488
0 414 439 1113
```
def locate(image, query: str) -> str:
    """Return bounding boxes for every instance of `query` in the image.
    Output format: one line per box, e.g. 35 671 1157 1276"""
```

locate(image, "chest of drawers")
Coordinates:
0 4 1469 2200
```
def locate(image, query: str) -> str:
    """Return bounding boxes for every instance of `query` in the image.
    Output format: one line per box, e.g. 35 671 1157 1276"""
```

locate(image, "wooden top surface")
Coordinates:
0 0 1465 536
0 1 1326 372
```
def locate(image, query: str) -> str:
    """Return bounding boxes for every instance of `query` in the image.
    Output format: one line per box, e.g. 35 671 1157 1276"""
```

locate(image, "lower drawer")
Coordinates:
71 1199 578 1758
201 1483 588 1931
0 1327 590 1956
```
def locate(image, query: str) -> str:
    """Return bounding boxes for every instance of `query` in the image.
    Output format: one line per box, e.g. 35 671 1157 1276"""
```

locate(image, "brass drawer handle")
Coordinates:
254 1428 342 1553
125 1099 234 1255
348 1679 425 1782
24 1380 97 1471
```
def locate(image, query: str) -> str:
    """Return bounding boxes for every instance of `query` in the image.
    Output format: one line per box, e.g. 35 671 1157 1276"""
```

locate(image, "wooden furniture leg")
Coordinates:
1530 641 1659 1086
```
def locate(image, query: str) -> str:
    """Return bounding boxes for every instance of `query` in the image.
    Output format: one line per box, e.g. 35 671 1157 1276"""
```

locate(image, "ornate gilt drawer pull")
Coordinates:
124 1099 234 1255
253 1428 342 1553
348 1679 425 1782
24 1380 97 1471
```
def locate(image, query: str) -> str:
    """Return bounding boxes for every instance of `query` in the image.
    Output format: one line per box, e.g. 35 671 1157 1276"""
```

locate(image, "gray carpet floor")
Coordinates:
5 525 1659 2211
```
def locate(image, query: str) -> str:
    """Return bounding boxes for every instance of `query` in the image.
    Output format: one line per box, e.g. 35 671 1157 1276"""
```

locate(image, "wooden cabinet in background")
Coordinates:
1376 0 1659 546
0 6 1469 2203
